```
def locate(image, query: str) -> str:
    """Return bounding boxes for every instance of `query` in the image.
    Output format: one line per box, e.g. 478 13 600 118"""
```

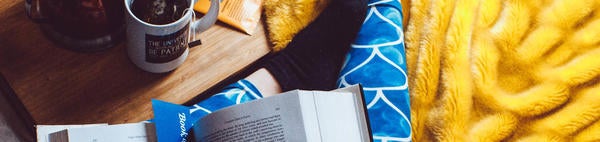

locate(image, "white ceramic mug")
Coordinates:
124 0 219 73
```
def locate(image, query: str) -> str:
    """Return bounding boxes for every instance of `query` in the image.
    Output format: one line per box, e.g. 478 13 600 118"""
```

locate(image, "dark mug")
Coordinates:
25 0 125 52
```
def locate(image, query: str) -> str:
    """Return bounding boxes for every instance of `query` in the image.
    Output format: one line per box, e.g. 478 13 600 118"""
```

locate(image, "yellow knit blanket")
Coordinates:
406 0 600 141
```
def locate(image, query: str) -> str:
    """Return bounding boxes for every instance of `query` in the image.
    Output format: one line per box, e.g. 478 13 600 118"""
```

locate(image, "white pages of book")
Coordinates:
48 122 156 142
193 85 371 142
36 124 108 142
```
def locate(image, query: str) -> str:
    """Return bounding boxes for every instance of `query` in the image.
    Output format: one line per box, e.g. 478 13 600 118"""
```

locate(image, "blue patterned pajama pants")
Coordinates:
188 0 411 141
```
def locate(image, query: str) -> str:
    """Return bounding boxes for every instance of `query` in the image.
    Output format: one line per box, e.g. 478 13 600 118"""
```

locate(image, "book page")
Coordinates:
310 90 370 142
192 91 308 142
49 123 155 142
36 124 108 142
332 84 371 141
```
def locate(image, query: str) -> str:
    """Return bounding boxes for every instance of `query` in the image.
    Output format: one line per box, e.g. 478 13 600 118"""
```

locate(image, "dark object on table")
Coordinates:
25 0 125 52
0 73 36 142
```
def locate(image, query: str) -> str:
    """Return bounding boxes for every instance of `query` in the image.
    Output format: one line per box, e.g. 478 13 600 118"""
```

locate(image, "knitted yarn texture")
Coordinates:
406 0 600 141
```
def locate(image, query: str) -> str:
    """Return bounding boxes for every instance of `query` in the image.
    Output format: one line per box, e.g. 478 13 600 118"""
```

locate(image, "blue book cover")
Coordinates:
151 99 194 142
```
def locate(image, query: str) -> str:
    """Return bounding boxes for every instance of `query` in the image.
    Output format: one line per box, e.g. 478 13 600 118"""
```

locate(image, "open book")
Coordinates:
45 123 156 142
190 84 371 142
42 85 371 142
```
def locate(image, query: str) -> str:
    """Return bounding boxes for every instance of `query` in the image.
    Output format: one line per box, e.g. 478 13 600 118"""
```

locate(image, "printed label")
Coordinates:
145 24 189 63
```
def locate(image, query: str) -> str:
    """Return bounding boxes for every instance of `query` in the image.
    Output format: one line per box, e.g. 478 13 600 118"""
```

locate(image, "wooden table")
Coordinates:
0 0 271 124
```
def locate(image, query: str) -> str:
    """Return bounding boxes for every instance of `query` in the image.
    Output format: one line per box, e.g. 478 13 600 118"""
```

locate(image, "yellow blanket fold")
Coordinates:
263 0 329 51
262 0 410 51
406 0 600 141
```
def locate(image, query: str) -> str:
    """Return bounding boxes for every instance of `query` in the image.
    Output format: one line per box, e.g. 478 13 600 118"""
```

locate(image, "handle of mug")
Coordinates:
25 0 47 22
192 0 220 34
188 0 220 47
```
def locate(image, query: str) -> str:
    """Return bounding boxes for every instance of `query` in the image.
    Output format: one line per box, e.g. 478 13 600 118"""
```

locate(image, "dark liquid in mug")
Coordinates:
131 0 189 25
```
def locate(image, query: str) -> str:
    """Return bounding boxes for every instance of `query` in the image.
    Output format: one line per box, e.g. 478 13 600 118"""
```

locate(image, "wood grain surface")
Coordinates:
0 0 271 124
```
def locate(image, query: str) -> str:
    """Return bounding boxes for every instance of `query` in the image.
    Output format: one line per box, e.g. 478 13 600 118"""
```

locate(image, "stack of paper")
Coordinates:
37 123 156 142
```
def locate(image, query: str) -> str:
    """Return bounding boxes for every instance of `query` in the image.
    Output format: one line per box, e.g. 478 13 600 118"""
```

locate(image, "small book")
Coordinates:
36 124 108 142
47 123 157 142
190 84 372 142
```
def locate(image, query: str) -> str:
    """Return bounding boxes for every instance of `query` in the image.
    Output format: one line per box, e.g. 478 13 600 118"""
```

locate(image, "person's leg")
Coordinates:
244 68 281 97
262 0 368 92
186 69 280 124
188 0 368 120
337 0 412 141
188 79 263 122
